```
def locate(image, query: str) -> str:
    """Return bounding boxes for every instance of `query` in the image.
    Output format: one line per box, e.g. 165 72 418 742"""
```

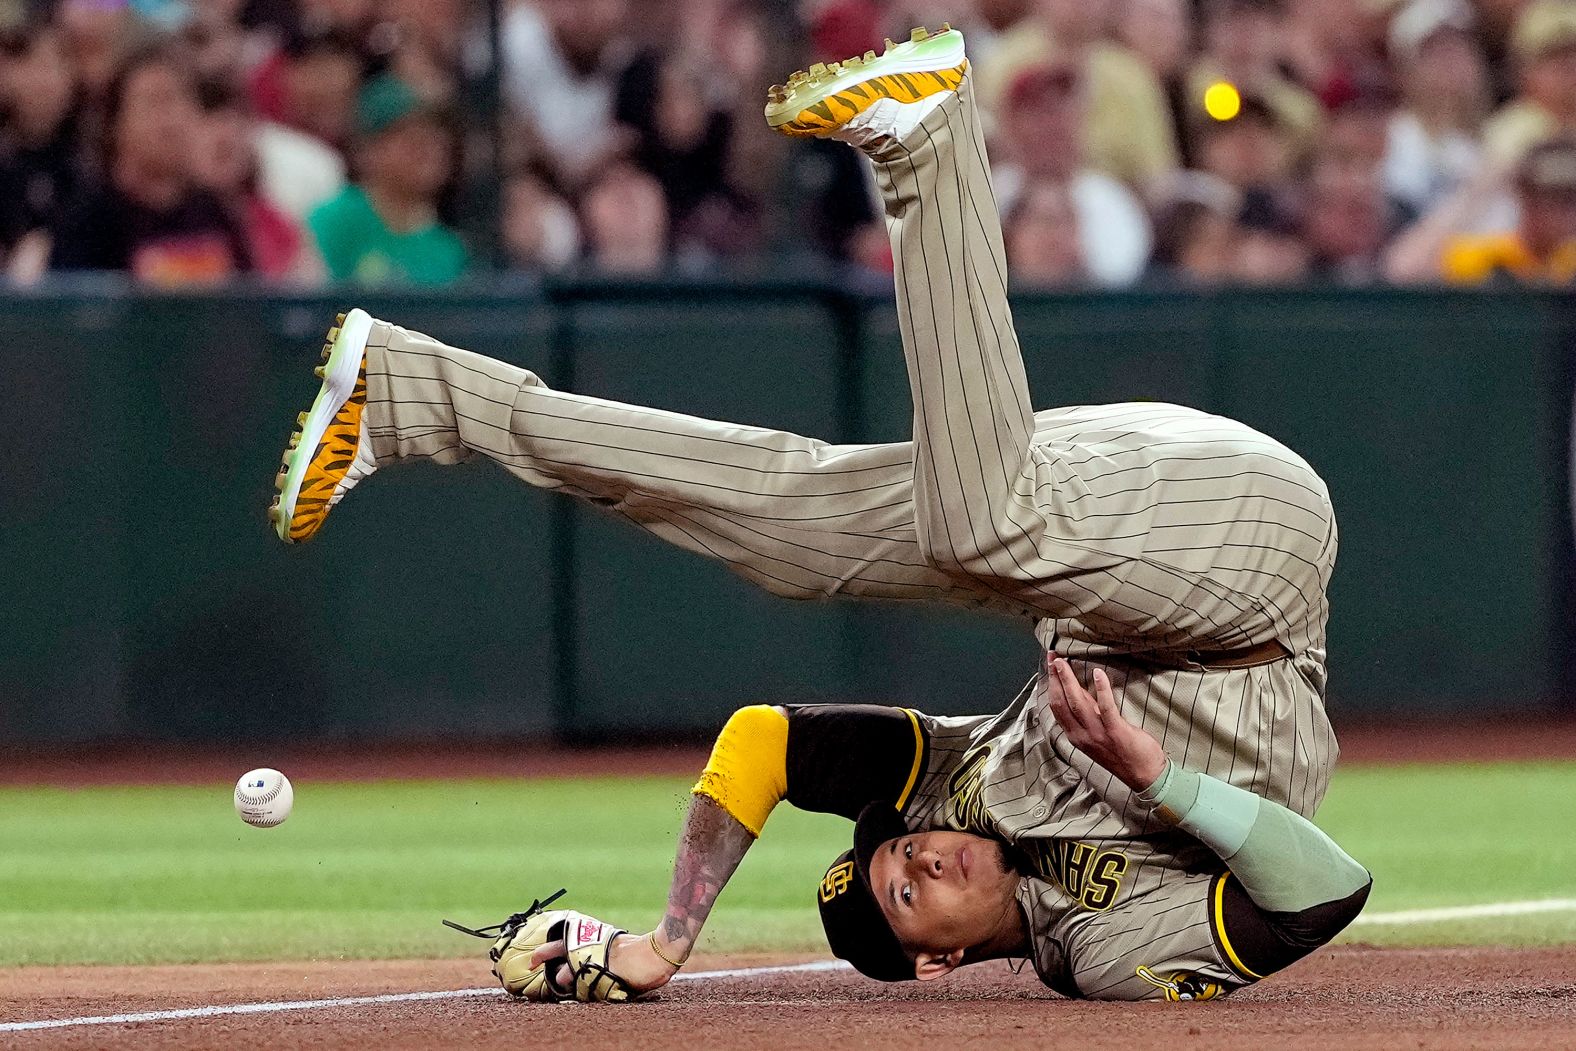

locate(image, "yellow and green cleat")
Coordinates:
268 308 377 544
764 24 967 140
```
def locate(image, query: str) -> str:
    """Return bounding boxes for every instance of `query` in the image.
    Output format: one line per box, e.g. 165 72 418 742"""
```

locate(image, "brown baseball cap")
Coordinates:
816 803 915 982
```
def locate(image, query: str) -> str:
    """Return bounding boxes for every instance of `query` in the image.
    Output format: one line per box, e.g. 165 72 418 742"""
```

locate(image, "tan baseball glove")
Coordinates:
445 890 639 1003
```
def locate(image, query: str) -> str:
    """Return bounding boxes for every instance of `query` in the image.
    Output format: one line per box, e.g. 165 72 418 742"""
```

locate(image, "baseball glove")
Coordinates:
444 889 639 1003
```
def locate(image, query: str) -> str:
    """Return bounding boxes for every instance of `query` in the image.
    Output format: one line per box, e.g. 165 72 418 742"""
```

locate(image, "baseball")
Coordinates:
234 768 294 828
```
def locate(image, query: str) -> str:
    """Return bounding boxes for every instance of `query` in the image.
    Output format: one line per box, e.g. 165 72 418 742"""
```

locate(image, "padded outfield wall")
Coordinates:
2 281 1572 744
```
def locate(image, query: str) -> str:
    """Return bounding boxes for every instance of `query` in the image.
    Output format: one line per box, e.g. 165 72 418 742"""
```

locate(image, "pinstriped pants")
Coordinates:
363 76 1335 676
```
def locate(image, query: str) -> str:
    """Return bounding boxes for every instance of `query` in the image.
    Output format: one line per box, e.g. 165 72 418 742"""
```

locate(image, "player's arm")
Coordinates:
533 703 929 993
1044 656 1372 985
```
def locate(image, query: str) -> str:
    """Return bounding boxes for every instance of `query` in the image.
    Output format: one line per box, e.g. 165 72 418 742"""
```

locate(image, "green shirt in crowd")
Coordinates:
308 185 468 286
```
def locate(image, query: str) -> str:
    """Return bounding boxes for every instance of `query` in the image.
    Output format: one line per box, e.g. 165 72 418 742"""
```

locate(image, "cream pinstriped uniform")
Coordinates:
355 73 1337 998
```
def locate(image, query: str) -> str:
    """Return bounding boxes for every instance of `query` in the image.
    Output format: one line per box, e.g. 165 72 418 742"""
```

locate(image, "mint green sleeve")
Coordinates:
1136 761 1370 913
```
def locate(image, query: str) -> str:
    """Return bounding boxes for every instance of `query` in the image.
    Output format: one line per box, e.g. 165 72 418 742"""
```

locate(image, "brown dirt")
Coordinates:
5 719 1575 788
3 946 1574 1050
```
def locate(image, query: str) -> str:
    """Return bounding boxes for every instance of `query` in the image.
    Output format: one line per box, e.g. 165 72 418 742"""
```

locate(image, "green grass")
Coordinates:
0 762 1571 966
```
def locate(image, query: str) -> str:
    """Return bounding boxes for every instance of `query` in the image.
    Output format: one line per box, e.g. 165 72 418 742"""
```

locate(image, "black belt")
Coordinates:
1117 638 1292 671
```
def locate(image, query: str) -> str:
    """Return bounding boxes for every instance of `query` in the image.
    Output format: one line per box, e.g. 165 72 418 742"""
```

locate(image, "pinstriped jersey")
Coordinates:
894 659 1334 1000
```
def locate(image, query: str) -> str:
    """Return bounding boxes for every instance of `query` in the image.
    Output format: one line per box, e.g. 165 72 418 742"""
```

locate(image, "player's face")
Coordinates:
867 830 1019 965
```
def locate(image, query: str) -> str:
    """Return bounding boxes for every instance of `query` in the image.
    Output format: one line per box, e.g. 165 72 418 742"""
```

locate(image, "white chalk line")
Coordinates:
1352 898 1576 926
7 899 1576 1034
0 960 851 1033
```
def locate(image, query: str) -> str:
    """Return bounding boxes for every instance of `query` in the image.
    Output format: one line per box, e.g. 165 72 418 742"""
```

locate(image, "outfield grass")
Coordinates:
0 762 1571 966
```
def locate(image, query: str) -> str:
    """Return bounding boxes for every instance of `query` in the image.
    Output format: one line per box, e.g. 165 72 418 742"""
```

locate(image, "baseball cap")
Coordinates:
1388 0 1474 64
356 74 444 139
816 803 915 982
1513 1 1576 62
1519 137 1576 192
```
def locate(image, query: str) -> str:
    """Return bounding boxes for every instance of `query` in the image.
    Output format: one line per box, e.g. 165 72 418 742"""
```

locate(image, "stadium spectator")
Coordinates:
1482 0 1576 166
1116 0 1195 163
1282 0 1392 112
980 0 1180 190
1303 153 1394 281
0 24 84 283
1231 189 1311 281
960 0 1036 68
616 50 759 260
191 81 317 282
501 0 637 187
55 0 140 110
1148 172 1242 282
580 162 669 274
251 25 363 152
993 61 1153 285
1192 92 1298 196
1386 136 1576 283
501 171 582 273
50 48 251 285
307 74 467 285
1382 0 1495 218
178 0 256 90
1187 0 1324 166
1005 179 1088 287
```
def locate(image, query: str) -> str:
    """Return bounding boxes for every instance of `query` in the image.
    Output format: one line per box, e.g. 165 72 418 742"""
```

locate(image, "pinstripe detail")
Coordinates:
354 71 1338 1001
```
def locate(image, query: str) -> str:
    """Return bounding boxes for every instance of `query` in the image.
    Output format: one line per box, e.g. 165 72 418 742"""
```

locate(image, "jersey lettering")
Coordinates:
943 745 999 838
1023 840 1130 911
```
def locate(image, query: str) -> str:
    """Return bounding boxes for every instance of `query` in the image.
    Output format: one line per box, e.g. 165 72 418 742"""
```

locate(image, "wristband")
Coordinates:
648 931 689 969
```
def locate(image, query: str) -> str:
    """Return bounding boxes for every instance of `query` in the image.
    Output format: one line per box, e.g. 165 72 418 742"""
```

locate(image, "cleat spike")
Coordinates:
268 503 281 523
864 50 876 61
910 26 930 42
320 344 332 362
326 326 340 343
884 37 896 51
297 411 308 426
275 469 287 489
314 365 326 379
940 21 951 33
809 62 827 76
768 84 787 104
336 312 347 324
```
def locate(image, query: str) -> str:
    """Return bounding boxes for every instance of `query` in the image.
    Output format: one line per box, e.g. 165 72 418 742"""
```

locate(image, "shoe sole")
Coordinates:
270 308 374 544
765 24 967 137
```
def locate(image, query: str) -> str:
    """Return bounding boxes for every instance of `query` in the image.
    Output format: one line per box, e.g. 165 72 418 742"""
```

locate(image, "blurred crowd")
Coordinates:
4 0 1576 288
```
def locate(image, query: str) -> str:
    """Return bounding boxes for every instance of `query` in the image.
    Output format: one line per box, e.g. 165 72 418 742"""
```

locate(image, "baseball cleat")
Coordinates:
269 308 377 544
764 24 966 145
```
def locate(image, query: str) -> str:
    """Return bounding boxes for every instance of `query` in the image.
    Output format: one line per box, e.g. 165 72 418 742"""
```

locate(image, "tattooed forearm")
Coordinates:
657 794 756 961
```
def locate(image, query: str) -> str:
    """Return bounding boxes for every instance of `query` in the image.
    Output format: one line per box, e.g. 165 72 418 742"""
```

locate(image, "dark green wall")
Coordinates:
1 284 1570 744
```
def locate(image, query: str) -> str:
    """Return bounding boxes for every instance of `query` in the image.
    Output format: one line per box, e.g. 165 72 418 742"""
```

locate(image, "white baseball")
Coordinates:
234 768 294 828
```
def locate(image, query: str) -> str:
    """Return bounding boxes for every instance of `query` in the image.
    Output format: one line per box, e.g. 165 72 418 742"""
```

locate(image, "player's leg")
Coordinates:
270 311 1009 611
768 29 1077 607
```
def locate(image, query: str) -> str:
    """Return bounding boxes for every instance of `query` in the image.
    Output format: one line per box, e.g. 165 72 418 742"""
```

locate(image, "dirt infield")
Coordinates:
3 945 1574 1050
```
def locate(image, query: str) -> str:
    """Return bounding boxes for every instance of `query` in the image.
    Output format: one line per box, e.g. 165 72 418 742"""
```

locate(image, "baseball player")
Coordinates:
269 26 1368 1001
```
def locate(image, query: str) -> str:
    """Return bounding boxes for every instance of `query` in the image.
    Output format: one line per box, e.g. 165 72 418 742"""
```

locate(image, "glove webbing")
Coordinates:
442 888 567 944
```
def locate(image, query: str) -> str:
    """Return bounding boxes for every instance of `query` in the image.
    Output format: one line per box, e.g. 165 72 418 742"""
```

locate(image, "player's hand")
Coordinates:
1043 654 1168 792
529 930 678 995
